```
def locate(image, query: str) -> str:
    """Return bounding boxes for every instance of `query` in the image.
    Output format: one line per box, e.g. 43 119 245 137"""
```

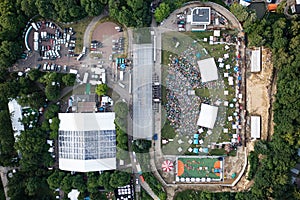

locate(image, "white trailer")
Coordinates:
83 72 89 84
34 41 39 51
69 69 78 74
77 54 83 61
119 71 124 81
82 47 87 55
31 22 38 31
101 72 106 84
34 32 39 41
66 34 71 42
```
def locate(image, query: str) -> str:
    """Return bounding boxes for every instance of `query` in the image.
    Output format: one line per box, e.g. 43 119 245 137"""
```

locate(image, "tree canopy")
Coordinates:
95 83 108 96
154 3 170 23
114 101 128 118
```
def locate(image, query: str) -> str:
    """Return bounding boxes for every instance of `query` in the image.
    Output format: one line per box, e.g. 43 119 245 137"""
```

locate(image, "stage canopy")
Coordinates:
197 103 218 129
197 57 218 83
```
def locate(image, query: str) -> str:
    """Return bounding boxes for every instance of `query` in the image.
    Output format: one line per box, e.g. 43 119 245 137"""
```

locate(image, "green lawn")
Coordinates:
161 118 177 139
161 31 239 150
162 136 190 155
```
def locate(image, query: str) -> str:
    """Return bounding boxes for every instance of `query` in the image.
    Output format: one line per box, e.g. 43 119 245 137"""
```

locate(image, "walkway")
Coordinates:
0 166 18 200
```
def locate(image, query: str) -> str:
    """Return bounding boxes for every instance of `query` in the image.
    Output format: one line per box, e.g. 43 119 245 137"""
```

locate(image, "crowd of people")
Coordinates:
165 56 200 135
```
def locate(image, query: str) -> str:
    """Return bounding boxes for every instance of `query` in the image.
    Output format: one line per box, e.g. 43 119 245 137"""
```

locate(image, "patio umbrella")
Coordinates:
162 160 174 172
161 160 174 172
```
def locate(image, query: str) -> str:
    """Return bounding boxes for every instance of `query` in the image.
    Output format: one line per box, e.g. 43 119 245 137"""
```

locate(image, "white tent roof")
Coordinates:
68 189 80 200
197 58 218 83
58 112 116 172
197 104 218 129
251 116 261 138
251 48 261 72
60 158 116 172
58 112 115 131
8 99 25 138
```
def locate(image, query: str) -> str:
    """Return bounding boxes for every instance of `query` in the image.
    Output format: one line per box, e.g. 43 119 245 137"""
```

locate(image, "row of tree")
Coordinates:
47 170 131 199
108 0 152 27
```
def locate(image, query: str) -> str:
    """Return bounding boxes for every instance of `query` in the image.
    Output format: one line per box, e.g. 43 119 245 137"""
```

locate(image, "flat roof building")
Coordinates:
197 104 218 129
8 99 25 139
251 116 261 139
132 44 153 140
190 7 211 26
58 112 116 172
251 48 261 72
197 57 218 83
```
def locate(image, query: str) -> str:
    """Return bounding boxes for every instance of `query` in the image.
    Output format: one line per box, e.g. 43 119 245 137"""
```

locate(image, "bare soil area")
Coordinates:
91 22 123 61
246 47 274 140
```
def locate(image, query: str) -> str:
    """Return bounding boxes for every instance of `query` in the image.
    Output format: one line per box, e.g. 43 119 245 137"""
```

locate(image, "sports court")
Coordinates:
176 156 224 182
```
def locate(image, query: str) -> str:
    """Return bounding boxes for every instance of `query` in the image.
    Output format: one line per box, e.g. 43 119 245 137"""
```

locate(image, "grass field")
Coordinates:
161 30 240 152
177 157 222 179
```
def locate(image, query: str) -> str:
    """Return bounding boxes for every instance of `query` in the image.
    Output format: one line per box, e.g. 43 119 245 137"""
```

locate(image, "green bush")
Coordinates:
247 151 259 180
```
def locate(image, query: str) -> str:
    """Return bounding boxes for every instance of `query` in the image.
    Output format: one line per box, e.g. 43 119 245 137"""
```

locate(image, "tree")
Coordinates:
109 171 130 188
132 139 152 153
87 172 100 193
95 84 108 96
154 2 170 23
98 171 113 191
72 174 86 193
230 3 249 23
114 102 128 118
44 104 59 120
50 117 60 132
0 41 22 67
80 0 105 16
61 174 73 193
62 73 76 86
45 84 60 101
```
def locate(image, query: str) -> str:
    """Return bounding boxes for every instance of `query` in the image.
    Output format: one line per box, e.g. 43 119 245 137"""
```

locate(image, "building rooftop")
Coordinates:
8 99 25 139
58 112 116 172
191 7 211 25
132 44 153 140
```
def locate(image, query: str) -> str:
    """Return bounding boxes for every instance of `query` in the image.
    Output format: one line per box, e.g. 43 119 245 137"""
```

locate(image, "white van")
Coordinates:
118 82 125 88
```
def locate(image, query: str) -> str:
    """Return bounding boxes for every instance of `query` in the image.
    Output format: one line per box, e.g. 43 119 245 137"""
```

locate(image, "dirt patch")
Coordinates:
91 22 123 61
246 47 274 140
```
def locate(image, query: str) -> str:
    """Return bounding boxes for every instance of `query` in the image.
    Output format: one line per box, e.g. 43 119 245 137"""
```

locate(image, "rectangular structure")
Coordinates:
8 99 25 139
251 48 261 72
190 7 211 25
251 116 261 139
132 44 153 140
197 57 218 83
58 112 116 172
197 103 218 129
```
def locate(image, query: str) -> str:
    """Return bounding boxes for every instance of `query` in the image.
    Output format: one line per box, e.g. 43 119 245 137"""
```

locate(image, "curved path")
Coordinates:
83 10 108 49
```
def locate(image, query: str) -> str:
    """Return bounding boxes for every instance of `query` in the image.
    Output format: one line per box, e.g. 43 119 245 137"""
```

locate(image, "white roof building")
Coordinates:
251 116 261 139
8 99 25 139
58 112 116 172
197 58 218 83
251 48 261 72
197 104 219 129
